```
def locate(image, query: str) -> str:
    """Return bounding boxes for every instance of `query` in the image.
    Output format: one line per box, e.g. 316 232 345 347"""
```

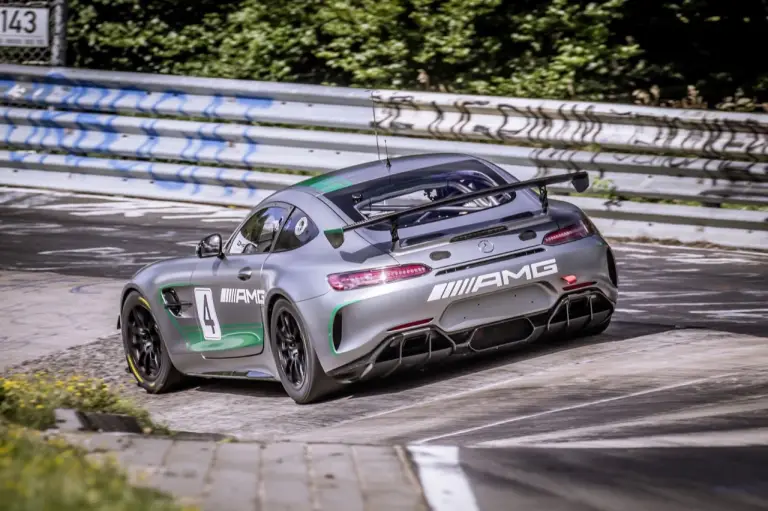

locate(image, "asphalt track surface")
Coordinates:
2 186 768 510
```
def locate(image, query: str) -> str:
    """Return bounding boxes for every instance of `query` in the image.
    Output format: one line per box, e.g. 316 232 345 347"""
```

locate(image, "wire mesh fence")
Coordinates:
0 0 65 65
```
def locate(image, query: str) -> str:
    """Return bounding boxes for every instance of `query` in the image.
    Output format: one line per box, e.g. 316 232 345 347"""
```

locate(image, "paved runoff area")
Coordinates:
58 427 768 511
2 187 768 510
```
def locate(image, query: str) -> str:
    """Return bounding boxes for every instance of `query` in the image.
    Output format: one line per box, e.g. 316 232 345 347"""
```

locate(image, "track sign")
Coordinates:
0 7 48 48
194 288 222 340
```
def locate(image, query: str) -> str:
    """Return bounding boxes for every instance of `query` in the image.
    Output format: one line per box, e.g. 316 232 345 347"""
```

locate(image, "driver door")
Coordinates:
188 204 289 359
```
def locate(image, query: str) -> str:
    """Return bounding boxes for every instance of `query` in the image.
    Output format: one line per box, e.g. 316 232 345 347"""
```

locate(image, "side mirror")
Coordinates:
196 233 224 258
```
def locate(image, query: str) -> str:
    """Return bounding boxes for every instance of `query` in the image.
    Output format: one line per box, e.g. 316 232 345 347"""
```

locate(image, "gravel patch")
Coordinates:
1 335 146 402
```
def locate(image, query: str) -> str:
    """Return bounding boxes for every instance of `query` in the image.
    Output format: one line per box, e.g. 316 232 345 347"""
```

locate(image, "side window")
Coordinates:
273 207 319 252
229 206 288 255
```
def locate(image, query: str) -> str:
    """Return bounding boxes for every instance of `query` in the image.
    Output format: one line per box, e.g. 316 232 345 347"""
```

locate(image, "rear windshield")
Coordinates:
323 160 519 231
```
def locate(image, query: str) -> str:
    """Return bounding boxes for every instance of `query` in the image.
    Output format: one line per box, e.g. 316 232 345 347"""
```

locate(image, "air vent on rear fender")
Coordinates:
607 247 618 286
332 309 344 351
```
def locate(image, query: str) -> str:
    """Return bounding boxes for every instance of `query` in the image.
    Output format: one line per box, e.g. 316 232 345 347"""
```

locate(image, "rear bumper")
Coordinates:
327 285 614 382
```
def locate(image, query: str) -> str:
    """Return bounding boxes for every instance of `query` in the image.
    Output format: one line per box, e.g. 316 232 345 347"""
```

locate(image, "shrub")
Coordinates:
65 0 768 107
0 373 159 432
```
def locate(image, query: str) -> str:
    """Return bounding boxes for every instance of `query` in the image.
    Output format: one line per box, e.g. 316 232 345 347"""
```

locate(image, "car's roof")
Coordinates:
287 152 497 197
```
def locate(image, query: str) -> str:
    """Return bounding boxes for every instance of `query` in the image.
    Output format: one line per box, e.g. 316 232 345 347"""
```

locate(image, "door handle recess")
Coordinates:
238 268 252 281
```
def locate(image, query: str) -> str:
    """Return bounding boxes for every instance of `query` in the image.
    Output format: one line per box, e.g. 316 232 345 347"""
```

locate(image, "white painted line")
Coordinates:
689 309 768 320
619 291 717 299
623 301 768 307
621 242 768 258
615 308 646 313
413 374 735 445
0 185 77 197
689 308 768 314
611 246 657 254
486 428 768 449
407 445 480 511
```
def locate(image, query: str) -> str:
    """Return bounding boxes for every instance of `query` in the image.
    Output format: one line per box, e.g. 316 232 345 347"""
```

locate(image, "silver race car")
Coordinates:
118 153 618 404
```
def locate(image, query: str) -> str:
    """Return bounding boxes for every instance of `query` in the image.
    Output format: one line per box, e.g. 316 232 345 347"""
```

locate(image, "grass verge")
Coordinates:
0 423 195 511
0 372 189 511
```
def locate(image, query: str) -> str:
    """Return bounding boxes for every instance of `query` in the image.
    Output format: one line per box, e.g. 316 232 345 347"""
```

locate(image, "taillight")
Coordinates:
328 264 431 291
543 220 592 246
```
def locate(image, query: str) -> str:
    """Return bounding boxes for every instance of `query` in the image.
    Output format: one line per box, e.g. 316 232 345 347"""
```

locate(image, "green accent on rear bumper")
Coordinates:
328 300 360 355
298 174 353 193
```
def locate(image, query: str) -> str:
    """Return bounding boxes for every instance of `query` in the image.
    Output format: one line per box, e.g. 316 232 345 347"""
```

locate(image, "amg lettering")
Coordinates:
427 258 558 302
220 288 266 304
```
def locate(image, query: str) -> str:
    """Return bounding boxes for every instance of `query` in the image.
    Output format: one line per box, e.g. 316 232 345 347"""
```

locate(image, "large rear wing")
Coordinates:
323 170 589 249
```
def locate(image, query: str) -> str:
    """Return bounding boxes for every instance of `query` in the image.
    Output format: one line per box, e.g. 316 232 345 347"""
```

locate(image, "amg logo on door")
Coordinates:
221 288 265 305
427 258 558 302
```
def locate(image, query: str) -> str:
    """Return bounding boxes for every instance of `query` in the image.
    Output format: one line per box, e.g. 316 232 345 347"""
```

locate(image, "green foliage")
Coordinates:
0 423 193 511
65 0 768 107
0 372 160 432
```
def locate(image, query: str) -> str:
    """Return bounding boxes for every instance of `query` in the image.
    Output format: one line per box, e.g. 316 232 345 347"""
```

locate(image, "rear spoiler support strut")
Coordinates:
323 170 589 249
539 184 549 214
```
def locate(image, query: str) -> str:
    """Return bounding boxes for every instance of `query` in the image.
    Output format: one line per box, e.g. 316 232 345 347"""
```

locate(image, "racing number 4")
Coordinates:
194 288 221 341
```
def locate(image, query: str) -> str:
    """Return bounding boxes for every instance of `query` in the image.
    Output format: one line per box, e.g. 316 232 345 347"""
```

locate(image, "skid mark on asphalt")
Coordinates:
0 187 248 222
412 374 737 444
280 329 768 445
478 393 768 447
609 244 768 328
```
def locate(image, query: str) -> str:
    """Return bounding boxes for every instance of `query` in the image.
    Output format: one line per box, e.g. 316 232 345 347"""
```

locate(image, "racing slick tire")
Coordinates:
269 298 341 404
121 290 187 394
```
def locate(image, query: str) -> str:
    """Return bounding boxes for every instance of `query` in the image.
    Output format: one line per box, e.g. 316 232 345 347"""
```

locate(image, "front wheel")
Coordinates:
121 290 186 394
269 298 340 404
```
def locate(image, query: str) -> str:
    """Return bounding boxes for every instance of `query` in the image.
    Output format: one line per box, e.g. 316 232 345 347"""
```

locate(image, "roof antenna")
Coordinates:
369 90 382 163
384 138 392 172
369 90 392 172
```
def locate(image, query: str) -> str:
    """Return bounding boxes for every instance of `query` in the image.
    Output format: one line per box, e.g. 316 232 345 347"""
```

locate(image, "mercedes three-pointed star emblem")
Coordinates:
478 240 494 253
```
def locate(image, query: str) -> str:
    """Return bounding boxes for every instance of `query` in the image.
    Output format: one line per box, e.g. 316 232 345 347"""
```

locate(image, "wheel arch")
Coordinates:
263 290 317 353
118 284 185 368
117 284 144 329
264 290 291 344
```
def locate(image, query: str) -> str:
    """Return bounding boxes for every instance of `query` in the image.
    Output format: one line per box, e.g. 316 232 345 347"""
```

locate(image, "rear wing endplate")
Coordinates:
323 170 589 249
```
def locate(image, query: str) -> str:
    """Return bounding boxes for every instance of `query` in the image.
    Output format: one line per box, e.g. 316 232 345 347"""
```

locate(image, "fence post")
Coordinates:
50 0 67 66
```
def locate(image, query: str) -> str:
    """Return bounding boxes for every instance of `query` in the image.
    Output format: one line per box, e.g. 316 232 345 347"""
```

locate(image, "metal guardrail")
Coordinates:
0 64 766 249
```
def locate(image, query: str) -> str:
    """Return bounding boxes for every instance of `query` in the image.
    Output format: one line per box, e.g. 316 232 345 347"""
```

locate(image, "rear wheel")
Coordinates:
121 291 186 393
270 298 340 404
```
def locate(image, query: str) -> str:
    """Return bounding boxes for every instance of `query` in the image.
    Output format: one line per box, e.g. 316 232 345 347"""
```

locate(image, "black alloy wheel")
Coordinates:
275 309 308 388
121 290 186 394
127 304 163 381
269 298 341 404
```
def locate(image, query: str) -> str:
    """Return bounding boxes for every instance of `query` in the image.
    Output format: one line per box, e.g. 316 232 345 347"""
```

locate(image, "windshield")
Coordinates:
323 161 518 231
